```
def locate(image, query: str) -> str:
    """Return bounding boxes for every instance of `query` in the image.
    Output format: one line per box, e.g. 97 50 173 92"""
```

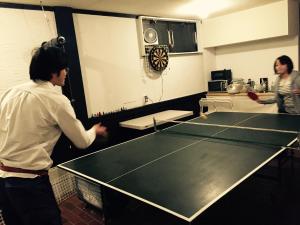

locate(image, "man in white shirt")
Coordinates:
0 45 107 225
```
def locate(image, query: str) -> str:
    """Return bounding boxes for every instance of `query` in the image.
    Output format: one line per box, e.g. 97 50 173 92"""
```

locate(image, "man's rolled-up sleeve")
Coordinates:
55 101 96 149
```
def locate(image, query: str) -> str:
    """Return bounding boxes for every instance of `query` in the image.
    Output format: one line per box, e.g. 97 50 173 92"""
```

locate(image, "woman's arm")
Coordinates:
292 72 300 96
256 98 276 104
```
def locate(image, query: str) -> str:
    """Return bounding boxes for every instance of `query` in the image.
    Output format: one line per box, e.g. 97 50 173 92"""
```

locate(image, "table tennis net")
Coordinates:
154 119 300 151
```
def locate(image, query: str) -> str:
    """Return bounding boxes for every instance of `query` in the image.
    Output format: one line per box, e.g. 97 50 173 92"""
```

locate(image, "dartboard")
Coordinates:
148 46 169 71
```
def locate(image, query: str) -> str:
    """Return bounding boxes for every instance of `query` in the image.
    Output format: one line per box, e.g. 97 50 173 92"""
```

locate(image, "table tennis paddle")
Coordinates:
247 91 259 101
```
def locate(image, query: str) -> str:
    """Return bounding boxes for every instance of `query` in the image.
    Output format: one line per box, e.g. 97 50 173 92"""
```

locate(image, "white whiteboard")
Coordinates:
0 7 57 97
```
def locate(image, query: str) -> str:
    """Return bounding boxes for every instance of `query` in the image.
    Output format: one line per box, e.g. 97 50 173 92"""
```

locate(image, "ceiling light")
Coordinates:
176 0 236 19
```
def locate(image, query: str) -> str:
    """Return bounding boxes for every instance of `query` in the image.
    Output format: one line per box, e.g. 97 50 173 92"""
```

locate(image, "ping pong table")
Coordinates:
58 112 300 225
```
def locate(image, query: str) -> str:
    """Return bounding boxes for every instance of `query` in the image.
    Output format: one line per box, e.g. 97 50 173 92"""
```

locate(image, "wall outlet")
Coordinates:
144 95 149 103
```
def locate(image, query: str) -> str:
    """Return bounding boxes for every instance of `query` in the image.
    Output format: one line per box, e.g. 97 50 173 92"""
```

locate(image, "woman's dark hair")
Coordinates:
273 55 294 74
29 46 68 81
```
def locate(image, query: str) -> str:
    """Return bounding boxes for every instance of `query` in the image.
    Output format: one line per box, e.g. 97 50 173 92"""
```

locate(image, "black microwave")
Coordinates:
211 69 232 83
208 80 228 92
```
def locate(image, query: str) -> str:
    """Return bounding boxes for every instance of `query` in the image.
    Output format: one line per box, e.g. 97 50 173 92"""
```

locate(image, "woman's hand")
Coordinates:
256 99 265 104
292 88 300 95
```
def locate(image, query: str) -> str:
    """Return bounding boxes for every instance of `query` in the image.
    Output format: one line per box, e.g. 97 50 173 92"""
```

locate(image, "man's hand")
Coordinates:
94 123 108 137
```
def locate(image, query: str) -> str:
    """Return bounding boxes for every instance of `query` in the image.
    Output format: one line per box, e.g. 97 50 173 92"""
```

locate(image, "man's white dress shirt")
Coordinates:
0 81 96 178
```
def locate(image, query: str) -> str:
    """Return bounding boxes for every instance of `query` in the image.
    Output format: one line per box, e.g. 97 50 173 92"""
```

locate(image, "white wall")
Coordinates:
73 13 205 117
0 7 57 97
215 35 298 86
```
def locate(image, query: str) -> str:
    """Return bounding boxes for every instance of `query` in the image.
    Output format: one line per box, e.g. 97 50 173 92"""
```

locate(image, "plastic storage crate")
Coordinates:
49 167 76 204
75 177 103 209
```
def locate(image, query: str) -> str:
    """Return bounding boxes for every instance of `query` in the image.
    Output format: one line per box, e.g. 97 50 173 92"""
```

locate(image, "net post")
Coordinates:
153 117 157 132
297 131 300 150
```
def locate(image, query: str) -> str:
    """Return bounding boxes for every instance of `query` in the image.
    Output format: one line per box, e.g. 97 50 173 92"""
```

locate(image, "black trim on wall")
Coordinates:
0 2 165 20
54 7 89 125
0 2 138 18
0 2 53 11
73 8 137 18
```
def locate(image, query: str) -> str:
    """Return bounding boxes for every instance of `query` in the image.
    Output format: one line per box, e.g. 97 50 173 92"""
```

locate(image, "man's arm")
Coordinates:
54 101 107 149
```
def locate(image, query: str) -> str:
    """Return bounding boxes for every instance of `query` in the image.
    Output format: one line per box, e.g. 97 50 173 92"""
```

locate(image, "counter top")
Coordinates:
207 92 275 96
204 92 277 113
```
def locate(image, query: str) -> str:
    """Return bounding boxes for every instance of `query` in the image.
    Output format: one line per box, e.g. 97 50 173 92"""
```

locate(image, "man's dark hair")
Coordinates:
273 55 294 74
29 46 68 81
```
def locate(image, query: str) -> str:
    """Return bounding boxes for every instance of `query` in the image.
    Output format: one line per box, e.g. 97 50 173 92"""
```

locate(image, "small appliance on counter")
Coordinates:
208 69 232 92
211 69 232 83
208 80 228 92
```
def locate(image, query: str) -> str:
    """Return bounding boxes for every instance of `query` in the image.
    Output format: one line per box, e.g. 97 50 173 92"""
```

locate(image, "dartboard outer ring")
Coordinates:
148 46 169 71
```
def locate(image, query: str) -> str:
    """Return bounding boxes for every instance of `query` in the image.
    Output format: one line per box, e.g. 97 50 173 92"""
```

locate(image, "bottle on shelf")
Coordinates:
247 79 251 86
260 78 268 92
246 78 255 91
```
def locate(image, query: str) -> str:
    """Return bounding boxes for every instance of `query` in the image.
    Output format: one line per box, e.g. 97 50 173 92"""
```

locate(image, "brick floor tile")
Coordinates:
74 222 88 225
60 195 105 225
77 211 94 223
63 202 77 210
88 220 104 225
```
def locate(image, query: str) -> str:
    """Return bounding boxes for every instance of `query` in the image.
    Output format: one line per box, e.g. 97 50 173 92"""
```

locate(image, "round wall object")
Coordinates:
148 46 168 71
144 28 158 44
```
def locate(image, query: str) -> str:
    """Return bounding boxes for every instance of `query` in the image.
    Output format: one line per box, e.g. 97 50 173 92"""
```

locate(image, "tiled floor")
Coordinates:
59 195 104 225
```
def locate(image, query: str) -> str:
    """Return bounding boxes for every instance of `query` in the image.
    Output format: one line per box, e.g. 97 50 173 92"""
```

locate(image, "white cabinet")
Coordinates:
206 92 277 113
202 0 299 48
